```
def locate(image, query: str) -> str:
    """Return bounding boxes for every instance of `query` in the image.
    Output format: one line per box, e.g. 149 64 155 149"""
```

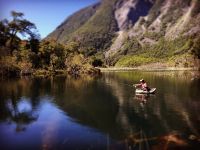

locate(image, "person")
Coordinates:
134 79 150 91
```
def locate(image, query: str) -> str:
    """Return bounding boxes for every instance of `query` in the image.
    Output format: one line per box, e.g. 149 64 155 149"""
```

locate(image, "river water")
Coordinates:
0 71 200 150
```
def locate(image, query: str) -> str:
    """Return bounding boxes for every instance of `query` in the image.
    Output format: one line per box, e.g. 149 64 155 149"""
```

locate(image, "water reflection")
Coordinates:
6 98 38 132
0 72 200 150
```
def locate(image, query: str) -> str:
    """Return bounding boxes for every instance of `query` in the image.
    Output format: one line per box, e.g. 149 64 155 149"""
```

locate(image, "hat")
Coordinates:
140 79 144 82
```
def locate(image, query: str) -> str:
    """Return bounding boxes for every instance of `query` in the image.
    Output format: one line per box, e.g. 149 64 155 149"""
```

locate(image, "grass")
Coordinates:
115 55 157 67
115 36 196 67
141 37 193 58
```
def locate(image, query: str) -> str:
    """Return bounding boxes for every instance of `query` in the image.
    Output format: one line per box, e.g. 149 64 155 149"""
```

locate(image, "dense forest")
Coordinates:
0 11 100 77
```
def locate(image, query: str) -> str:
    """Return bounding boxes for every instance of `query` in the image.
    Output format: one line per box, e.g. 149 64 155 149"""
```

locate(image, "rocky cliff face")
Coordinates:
105 0 154 58
114 0 153 30
47 0 200 67
128 0 200 39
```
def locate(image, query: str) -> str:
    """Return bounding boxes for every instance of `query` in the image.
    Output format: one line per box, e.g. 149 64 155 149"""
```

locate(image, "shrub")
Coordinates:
115 55 157 67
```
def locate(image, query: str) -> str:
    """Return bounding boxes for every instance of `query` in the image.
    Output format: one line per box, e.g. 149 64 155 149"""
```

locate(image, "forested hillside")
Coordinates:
47 0 200 69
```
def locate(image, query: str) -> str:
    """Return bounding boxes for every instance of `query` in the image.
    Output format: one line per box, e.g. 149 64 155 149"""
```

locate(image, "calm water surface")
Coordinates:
0 71 200 150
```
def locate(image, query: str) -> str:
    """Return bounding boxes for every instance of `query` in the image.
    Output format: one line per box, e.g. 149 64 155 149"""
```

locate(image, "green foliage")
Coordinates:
190 37 200 59
48 3 100 43
71 0 118 53
0 56 21 77
29 52 40 68
48 1 118 55
141 37 193 58
29 38 40 54
38 40 66 69
0 11 38 55
123 38 141 54
0 11 100 76
0 19 10 46
167 53 194 67
106 37 142 65
65 41 80 54
65 53 100 76
114 36 196 67
115 55 157 67
8 11 36 51
143 32 164 41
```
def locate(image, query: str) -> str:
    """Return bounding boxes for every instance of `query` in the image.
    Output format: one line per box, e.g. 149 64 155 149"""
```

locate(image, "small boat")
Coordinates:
135 88 156 94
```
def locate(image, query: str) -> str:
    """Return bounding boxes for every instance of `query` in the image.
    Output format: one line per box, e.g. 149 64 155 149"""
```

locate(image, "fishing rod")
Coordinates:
119 82 135 88
97 79 136 88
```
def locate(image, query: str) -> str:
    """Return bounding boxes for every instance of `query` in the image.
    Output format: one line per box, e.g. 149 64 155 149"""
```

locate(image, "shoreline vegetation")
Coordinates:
0 63 101 78
98 66 200 79
98 61 200 72
98 67 199 72
0 66 198 78
0 11 101 78
1 11 200 79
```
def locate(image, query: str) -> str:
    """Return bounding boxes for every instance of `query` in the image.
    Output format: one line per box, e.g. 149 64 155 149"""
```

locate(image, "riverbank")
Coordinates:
98 67 199 72
0 66 101 78
0 54 101 78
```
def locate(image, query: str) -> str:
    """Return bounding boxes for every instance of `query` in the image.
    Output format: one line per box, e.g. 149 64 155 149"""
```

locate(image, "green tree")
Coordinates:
7 11 36 53
0 19 10 46
28 34 40 54
38 40 66 69
65 41 80 54
191 37 200 59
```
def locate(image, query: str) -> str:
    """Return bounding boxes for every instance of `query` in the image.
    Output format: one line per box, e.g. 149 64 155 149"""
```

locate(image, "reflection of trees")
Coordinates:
0 72 199 148
0 78 42 132
6 98 38 132
103 75 133 133
52 76 123 138
102 73 164 137
103 72 200 141
104 72 200 149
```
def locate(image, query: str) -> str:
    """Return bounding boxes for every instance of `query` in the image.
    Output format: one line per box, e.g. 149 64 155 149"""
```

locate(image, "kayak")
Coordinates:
135 88 156 94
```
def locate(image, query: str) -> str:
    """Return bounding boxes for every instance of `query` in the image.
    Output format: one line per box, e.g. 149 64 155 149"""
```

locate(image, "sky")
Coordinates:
0 0 99 38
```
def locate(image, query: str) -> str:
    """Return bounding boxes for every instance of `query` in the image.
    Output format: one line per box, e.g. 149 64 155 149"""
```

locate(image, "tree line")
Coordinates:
0 11 85 73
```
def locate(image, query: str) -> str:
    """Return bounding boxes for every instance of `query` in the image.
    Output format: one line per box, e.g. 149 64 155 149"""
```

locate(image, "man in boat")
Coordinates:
135 79 150 91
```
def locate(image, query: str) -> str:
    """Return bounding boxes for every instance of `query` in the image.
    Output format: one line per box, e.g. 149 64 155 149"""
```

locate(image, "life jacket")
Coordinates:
141 83 147 88
141 82 150 91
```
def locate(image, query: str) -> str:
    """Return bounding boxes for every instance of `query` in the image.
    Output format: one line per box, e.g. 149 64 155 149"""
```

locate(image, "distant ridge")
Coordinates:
47 0 200 67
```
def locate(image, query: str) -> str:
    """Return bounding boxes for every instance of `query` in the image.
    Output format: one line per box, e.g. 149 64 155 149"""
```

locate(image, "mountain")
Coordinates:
47 3 100 43
47 0 200 68
47 0 118 56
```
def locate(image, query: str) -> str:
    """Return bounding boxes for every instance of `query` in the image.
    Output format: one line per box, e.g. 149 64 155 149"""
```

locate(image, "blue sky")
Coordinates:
0 0 99 38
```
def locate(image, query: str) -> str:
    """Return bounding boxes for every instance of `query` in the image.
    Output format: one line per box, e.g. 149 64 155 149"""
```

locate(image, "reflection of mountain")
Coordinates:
0 73 199 144
103 74 133 133
52 77 125 139
102 72 200 138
